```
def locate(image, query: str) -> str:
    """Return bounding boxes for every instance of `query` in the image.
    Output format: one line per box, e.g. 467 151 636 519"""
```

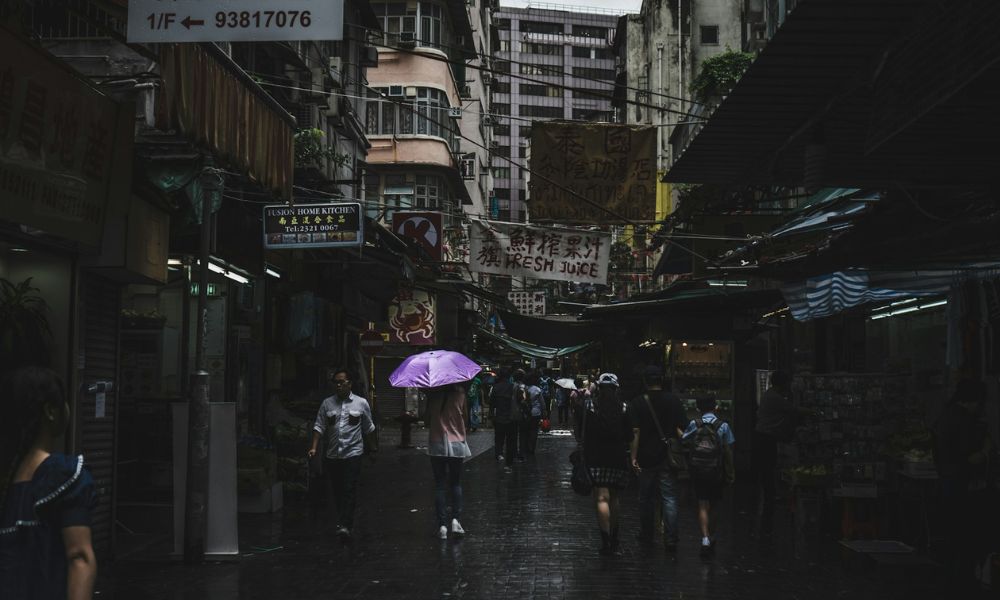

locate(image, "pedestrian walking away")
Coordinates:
308 368 377 541
467 374 483 433
489 367 521 471
522 373 544 456
630 366 688 553
425 382 473 540
683 397 736 558
0 367 98 600
578 372 633 555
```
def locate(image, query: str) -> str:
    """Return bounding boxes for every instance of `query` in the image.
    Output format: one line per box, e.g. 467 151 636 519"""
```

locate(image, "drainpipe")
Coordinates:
678 0 683 109
656 43 664 170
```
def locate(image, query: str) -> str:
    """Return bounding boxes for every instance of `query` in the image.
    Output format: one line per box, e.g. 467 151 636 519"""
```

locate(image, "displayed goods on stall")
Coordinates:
667 341 734 418
784 373 934 493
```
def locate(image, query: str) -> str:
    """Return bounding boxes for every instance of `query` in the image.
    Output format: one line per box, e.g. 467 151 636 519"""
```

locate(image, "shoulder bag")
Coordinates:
642 394 687 472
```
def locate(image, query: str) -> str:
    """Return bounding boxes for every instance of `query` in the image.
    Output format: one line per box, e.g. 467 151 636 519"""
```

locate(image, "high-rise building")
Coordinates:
490 4 622 222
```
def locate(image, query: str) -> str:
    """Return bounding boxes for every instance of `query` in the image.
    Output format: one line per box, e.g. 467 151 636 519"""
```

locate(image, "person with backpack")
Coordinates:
489 367 521 472
683 396 735 558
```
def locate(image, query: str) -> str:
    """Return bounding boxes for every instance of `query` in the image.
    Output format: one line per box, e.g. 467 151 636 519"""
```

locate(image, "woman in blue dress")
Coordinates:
1 366 97 599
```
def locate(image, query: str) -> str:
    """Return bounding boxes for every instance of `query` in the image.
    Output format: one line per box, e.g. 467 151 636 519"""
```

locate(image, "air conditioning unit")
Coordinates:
388 85 405 96
399 31 417 48
448 107 463 119
481 115 495 126
309 67 327 94
481 74 495 86
405 86 418 97
325 99 340 119
360 46 379 67
459 85 472 98
328 57 343 88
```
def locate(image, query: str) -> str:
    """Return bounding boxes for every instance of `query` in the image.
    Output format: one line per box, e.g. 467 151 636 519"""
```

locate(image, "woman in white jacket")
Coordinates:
425 382 473 539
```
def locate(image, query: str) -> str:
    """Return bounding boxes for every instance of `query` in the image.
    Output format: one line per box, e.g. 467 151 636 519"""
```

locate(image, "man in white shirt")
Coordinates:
308 369 377 541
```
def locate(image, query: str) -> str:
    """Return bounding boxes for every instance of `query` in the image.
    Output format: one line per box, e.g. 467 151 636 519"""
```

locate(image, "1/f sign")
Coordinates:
127 0 343 42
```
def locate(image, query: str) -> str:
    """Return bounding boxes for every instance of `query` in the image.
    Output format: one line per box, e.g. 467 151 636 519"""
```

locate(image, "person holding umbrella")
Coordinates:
389 350 481 539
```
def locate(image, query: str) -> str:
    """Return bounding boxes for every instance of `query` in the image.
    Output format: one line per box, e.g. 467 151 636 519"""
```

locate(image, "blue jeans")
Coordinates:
430 456 463 527
638 466 679 545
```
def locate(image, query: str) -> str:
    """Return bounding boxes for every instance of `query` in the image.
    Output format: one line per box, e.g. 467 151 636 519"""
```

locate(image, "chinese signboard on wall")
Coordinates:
388 289 436 346
392 211 443 261
468 220 611 285
529 122 655 223
508 291 547 316
263 202 362 249
0 33 130 248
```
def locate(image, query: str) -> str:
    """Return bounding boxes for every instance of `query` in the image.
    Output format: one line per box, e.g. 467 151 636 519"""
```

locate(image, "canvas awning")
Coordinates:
477 328 593 359
156 43 296 199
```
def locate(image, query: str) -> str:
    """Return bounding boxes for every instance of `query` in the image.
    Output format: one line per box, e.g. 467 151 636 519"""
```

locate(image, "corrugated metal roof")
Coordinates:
665 0 1000 188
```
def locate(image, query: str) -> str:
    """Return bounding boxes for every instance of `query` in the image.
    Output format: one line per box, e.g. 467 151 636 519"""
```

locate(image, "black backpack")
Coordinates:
687 420 724 483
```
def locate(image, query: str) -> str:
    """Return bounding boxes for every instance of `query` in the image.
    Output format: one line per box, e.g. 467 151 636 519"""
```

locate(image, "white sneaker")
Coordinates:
438 525 448 539
451 519 465 536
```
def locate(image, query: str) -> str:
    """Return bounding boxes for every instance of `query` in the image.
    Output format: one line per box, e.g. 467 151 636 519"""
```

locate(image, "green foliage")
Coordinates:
294 128 351 169
0 277 52 368
690 48 756 103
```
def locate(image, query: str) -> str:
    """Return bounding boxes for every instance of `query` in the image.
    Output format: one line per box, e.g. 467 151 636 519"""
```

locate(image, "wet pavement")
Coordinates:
100 428 973 599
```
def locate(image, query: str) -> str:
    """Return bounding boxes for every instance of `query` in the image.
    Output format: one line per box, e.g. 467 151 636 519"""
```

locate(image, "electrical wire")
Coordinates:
344 23 708 109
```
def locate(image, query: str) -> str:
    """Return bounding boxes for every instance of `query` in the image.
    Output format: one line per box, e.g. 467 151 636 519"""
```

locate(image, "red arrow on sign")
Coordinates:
181 16 205 29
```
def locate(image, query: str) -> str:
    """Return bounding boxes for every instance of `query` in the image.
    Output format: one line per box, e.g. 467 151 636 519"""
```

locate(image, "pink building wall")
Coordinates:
368 49 462 107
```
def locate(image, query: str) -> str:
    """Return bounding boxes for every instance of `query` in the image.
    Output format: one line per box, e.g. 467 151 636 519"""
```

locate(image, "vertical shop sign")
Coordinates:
507 291 547 316
388 289 436 345
392 211 443 261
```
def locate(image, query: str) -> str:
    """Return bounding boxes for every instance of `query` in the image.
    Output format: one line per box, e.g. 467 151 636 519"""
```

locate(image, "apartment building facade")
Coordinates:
365 0 489 229
490 4 621 222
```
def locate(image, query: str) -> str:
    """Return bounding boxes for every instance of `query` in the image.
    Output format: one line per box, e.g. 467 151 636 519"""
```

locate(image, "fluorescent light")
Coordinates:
870 298 947 321
167 258 183 266
207 261 250 284
889 298 918 307
9 247 28 253
265 267 281 279
708 280 748 287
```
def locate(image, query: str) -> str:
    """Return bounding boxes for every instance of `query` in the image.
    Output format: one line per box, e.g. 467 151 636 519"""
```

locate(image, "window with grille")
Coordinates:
572 25 608 39
521 21 563 35
520 105 563 118
700 25 720 45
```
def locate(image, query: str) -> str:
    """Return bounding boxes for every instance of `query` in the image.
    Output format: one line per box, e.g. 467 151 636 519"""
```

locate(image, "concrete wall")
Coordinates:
369 49 463 107
366 136 457 169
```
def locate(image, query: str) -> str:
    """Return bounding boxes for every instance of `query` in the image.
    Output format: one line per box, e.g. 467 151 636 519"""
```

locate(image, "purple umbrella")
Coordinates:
389 350 482 388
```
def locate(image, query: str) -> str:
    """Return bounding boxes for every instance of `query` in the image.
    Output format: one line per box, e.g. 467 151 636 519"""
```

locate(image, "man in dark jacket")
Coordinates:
630 366 688 552
490 367 522 471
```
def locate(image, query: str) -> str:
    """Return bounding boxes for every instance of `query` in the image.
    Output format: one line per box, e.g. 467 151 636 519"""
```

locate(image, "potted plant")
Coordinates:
0 277 53 369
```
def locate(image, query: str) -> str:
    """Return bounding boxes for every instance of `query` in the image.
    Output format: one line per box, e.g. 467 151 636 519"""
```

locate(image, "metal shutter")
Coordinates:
373 356 406 421
77 273 120 560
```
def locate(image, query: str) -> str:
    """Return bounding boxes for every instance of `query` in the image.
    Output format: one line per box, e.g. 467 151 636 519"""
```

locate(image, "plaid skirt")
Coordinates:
588 466 631 490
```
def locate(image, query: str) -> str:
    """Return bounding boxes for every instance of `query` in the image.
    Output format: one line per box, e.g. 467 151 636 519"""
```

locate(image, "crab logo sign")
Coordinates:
392 212 443 261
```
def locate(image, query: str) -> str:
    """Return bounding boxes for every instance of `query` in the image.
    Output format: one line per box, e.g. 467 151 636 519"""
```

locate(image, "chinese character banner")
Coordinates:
0 33 129 247
529 122 656 224
469 220 611 285
507 291 547 316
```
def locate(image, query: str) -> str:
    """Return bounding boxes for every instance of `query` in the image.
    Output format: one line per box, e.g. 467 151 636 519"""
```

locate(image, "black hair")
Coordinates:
696 396 718 413
1 367 66 499
330 368 352 381
512 369 525 383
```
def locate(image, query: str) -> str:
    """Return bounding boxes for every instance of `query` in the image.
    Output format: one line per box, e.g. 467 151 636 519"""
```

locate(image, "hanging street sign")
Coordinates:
360 330 385 356
263 202 363 249
127 0 344 43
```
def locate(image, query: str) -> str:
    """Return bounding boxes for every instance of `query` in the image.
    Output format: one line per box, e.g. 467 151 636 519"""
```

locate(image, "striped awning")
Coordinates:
782 266 1000 321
